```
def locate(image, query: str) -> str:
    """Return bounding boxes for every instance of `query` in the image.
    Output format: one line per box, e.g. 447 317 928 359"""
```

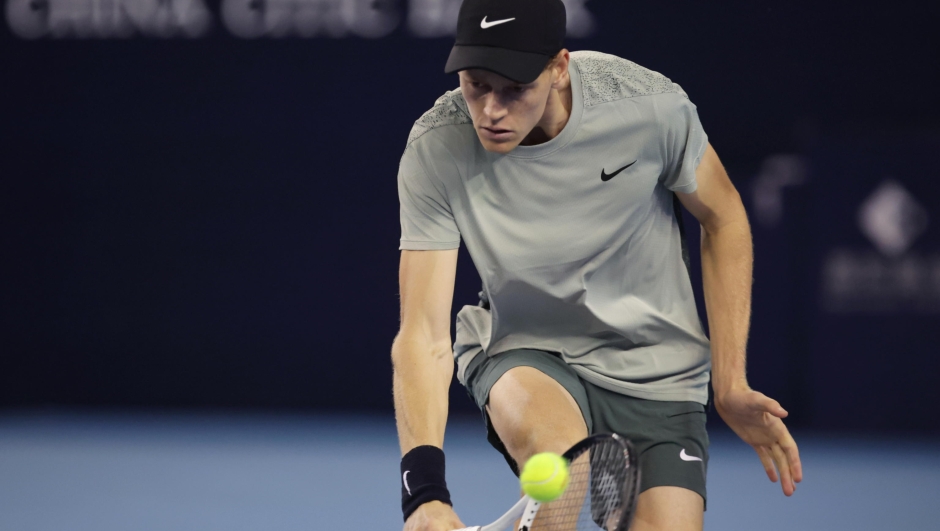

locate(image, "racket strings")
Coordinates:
527 438 634 531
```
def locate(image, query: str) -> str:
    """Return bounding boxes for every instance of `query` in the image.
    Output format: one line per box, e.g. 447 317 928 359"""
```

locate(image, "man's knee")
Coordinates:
630 486 704 531
486 366 587 466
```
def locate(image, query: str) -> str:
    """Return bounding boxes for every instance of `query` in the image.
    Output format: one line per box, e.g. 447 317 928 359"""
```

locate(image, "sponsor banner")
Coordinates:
745 138 940 431
5 0 213 38
4 0 596 39
818 164 939 314
806 136 940 431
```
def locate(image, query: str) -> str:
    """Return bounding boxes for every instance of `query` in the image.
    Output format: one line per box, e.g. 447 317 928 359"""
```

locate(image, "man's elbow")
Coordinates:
390 333 411 368
699 189 750 236
391 332 453 369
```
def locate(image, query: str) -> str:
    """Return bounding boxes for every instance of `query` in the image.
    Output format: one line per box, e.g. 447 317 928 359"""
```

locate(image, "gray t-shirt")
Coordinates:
398 51 711 404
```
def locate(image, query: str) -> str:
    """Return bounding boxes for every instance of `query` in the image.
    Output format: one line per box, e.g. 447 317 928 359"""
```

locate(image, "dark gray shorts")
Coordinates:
463 348 709 504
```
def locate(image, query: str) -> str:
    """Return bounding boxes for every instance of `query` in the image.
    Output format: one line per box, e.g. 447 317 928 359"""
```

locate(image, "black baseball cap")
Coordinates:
444 0 567 84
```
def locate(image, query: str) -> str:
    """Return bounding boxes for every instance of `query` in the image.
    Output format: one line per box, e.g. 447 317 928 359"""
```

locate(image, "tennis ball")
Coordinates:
520 452 570 502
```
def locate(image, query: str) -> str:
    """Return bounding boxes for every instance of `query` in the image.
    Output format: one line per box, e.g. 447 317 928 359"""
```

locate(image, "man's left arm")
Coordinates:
676 143 803 496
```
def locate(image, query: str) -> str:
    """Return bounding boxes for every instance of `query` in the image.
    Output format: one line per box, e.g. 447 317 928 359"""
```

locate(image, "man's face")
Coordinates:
458 67 556 154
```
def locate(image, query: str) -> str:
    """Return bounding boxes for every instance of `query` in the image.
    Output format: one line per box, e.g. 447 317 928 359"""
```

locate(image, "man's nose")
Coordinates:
483 94 508 122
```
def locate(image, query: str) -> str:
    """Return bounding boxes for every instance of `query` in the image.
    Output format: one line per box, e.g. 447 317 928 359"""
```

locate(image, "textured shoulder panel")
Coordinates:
572 50 687 107
406 88 473 147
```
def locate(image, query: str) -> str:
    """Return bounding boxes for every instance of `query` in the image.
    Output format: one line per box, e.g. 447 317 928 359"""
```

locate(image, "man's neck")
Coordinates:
520 82 573 146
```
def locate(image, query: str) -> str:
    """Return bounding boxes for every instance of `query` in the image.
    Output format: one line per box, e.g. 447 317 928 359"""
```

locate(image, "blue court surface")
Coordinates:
1 411 938 531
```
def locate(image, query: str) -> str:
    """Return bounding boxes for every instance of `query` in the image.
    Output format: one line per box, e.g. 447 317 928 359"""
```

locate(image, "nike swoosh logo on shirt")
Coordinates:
601 160 637 181
679 449 703 462
480 16 516 29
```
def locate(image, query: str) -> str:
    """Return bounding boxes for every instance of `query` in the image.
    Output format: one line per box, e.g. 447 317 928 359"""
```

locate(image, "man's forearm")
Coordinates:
700 212 753 399
392 335 454 455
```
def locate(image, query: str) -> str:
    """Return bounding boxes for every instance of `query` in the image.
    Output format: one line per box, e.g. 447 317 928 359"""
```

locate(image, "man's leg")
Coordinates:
631 486 703 531
487 366 705 531
486 366 588 468
486 365 590 529
581 379 707 531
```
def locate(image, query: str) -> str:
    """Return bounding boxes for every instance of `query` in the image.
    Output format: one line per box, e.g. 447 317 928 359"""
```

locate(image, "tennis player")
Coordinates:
393 1 802 530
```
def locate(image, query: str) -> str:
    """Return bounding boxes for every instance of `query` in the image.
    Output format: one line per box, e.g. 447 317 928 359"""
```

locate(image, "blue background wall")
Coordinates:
2 0 938 432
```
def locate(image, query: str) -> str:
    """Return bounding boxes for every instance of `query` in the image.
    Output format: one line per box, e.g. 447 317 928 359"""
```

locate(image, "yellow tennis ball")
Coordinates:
520 452 570 502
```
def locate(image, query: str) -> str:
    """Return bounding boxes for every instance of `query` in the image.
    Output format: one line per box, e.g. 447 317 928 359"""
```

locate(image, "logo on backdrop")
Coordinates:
4 0 596 39
856 180 929 257
5 0 212 38
821 179 940 314
221 0 400 39
751 154 807 228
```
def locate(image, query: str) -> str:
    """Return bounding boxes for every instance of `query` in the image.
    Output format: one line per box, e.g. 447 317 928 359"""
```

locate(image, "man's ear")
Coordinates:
551 50 571 89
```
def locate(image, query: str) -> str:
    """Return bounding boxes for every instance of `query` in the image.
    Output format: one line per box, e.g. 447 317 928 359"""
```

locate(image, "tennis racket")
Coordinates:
453 433 640 531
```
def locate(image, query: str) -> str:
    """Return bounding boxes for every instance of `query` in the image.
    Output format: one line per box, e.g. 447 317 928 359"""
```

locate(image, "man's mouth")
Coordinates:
481 126 513 140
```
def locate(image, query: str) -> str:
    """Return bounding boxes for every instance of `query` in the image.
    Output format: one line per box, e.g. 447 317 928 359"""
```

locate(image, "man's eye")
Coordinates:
470 82 484 89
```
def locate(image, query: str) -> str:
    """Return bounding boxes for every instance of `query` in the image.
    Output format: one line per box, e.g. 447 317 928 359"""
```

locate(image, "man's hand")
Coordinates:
404 501 465 531
716 386 803 496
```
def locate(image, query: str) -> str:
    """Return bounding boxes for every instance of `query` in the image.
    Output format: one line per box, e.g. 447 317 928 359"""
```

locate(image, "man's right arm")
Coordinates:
393 249 465 531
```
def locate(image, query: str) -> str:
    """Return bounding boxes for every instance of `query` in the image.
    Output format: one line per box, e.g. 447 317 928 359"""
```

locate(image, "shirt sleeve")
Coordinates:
659 92 709 194
398 145 461 250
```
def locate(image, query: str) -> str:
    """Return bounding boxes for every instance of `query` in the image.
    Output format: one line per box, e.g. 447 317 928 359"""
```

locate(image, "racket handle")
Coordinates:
450 527 481 531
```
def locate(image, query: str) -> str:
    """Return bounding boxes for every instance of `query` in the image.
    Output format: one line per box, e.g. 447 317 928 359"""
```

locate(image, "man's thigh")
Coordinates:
486 365 588 466
632 486 704 531
463 349 593 472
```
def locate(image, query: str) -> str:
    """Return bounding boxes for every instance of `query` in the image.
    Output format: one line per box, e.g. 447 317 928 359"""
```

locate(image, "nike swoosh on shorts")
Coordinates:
680 448 703 462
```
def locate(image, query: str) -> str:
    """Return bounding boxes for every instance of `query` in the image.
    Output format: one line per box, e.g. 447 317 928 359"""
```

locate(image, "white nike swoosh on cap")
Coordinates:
481 16 516 29
679 449 703 462
402 471 412 495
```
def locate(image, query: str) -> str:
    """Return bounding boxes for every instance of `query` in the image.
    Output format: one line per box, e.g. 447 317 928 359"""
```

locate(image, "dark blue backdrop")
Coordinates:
2 1 938 432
